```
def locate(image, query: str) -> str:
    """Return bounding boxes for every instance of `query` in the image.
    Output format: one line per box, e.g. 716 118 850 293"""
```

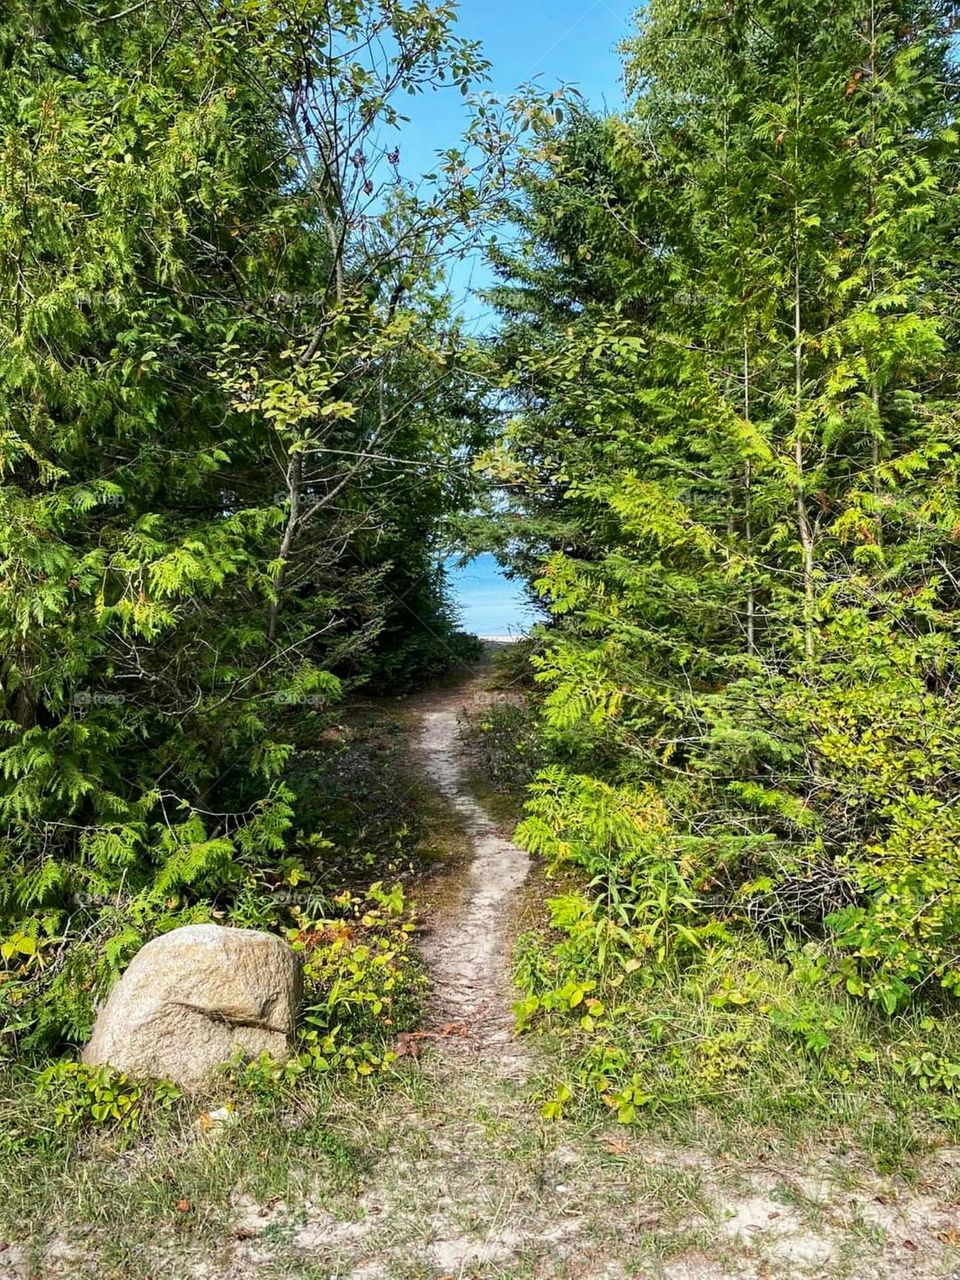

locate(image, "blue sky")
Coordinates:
398 0 635 327
467 0 633 103
414 1 635 632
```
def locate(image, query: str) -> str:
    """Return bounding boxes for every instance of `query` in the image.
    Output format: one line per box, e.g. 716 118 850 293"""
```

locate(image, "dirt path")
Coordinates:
415 676 531 1072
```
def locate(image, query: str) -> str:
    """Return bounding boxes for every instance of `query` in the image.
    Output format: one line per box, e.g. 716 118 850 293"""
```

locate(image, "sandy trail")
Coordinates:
415 682 532 1071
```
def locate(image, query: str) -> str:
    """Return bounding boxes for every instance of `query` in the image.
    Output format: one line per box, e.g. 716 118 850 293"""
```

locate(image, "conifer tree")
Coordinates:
490 0 960 1010
0 0 528 1050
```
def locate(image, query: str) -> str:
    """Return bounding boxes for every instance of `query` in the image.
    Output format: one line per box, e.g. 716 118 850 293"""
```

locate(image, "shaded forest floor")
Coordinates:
4 655 960 1279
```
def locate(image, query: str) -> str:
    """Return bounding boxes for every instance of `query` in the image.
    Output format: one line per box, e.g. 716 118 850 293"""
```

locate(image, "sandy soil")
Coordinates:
415 683 531 1073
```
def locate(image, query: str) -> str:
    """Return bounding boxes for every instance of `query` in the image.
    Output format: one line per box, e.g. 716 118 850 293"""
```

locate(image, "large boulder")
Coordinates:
82 924 302 1090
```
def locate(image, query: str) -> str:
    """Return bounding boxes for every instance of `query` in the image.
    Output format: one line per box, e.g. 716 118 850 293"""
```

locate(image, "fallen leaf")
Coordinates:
393 1032 421 1060
175 1199 191 1213
438 1022 469 1038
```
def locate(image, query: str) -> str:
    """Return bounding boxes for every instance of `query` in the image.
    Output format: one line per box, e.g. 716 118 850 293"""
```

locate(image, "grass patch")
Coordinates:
458 683 545 827
283 700 462 894
0 1065 413 1279
513 891 960 1172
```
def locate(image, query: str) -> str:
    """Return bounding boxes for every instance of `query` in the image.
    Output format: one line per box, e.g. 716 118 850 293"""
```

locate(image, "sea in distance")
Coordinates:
445 553 539 640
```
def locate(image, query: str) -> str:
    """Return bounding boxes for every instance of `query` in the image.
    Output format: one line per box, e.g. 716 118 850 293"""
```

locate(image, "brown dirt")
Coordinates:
412 665 532 1075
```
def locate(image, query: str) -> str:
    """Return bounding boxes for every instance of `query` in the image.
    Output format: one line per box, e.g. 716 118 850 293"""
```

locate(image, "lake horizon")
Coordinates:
445 552 540 640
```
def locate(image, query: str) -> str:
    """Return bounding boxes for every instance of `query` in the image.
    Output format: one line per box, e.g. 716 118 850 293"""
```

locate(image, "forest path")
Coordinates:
411 655 532 1074
13 658 960 1280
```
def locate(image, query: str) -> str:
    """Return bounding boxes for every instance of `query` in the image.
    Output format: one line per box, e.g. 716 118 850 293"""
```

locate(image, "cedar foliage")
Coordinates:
0 0 519 1054
488 0 960 1023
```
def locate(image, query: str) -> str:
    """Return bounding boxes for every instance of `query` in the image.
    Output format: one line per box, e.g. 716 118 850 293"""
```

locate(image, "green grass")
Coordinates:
283 699 468 891
458 697 542 826
513 898 960 1171
6 940 960 1277
0 1070 365 1276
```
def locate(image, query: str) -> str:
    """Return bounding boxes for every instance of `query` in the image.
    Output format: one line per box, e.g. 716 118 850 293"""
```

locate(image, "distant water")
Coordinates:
446 553 539 639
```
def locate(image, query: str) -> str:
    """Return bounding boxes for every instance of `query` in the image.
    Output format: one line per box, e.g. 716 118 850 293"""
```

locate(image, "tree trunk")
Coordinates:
794 259 815 662
266 451 302 645
743 337 756 656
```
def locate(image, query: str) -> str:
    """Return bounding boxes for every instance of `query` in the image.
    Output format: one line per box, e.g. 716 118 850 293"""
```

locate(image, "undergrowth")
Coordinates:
0 701 443 1203
467 689 960 1170
515 904 960 1165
